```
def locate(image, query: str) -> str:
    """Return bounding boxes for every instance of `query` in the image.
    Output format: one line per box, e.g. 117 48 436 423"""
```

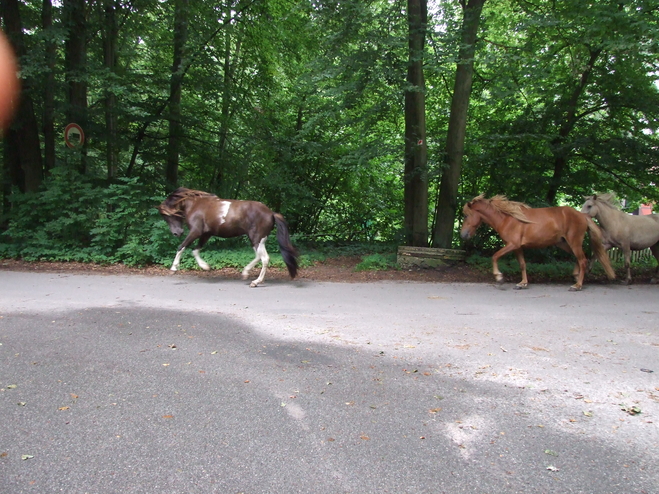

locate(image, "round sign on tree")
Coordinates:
64 123 85 148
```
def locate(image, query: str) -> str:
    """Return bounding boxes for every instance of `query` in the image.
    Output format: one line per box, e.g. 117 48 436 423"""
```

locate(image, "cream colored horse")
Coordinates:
581 194 659 284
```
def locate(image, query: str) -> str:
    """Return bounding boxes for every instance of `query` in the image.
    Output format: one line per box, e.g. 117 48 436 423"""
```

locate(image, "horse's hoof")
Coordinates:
170 267 178 273
514 283 528 290
569 285 582 291
249 281 259 288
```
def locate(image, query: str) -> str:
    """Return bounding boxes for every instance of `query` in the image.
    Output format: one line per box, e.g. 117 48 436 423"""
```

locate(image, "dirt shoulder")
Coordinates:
0 256 493 284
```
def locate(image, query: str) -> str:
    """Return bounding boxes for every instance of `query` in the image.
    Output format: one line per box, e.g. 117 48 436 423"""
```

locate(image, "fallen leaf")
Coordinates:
21 455 34 460
17 402 26 407
6 384 17 389
162 415 174 419
360 435 370 440
211 351 217 355
58 406 70 411
620 404 642 415
546 465 559 472
429 408 442 414
544 449 558 456
583 411 593 417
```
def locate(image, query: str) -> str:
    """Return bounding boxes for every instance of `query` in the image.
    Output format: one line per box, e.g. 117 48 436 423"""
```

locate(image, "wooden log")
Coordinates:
397 246 466 269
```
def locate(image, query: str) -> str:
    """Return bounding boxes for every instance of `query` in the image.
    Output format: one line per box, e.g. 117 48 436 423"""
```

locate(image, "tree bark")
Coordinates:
63 0 88 174
432 0 486 248
103 0 119 180
403 0 428 247
2 0 43 192
42 0 56 173
166 0 189 191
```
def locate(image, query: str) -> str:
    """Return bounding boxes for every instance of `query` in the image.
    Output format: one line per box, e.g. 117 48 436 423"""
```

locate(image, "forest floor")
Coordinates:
0 256 491 283
0 256 640 285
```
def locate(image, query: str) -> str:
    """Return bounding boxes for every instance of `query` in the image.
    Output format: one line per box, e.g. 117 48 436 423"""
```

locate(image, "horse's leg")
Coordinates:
242 237 269 287
650 243 659 284
170 230 201 272
556 238 580 283
622 245 633 285
192 233 212 271
513 249 528 289
566 242 587 291
491 244 518 285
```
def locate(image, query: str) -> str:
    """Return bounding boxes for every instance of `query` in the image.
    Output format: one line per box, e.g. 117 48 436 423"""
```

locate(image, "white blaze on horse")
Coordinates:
158 188 298 287
581 193 659 284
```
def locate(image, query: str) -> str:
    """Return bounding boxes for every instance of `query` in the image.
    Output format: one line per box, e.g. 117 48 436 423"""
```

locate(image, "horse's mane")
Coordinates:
465 194 533 223
159 187 216 216
591 192 621 210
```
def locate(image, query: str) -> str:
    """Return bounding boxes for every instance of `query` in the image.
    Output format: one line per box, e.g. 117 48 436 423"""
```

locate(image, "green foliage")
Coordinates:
4 0 659 261
354 253 398 272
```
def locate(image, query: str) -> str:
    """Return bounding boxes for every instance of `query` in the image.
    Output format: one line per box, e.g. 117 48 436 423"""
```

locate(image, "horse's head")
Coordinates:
581 195 599 218
460 196 486 240
157 203 185 237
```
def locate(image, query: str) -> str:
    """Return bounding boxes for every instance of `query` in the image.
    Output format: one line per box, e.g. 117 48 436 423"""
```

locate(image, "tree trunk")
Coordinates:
103 0 119 180
42 0 56 173
545 47 601 205
403 0 428 247
166 0 189 191
432 0 486 248
2 0 43 192
63 0 88 174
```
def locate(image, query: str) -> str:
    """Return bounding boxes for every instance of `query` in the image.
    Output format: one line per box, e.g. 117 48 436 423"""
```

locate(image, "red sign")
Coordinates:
64 123 85 148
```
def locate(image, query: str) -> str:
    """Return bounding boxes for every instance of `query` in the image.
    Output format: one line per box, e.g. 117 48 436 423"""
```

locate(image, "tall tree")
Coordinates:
63 0 88 174
41 0 56 173
102 0 119 180
432 0 486 248
403 0 428 247
2 0 43 193
166 0 189 191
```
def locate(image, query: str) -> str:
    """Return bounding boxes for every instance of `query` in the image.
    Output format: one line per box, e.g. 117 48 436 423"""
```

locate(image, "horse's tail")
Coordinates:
587 217 616 280
273 213 298 279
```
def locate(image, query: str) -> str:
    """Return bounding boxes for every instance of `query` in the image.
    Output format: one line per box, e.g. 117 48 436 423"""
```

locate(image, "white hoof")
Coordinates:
249 281 259 288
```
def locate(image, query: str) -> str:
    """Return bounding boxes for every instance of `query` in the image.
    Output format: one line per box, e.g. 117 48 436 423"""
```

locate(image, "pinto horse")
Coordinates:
581 193 659 284
158 188 298 287
460 194 615 291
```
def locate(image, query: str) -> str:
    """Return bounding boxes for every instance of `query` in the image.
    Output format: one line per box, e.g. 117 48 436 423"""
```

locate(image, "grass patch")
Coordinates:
354 253 398 271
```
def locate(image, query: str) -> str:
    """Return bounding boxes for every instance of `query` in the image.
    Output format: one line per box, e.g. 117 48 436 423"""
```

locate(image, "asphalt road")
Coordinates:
0 270 657 493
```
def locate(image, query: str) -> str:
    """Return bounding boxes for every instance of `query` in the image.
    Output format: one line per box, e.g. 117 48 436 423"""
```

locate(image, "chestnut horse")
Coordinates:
158 188 298 287
460 194 615 290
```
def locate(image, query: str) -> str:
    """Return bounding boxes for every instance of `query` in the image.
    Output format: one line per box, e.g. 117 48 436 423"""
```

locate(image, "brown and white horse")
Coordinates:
158 188 298 287
461 194 615 290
